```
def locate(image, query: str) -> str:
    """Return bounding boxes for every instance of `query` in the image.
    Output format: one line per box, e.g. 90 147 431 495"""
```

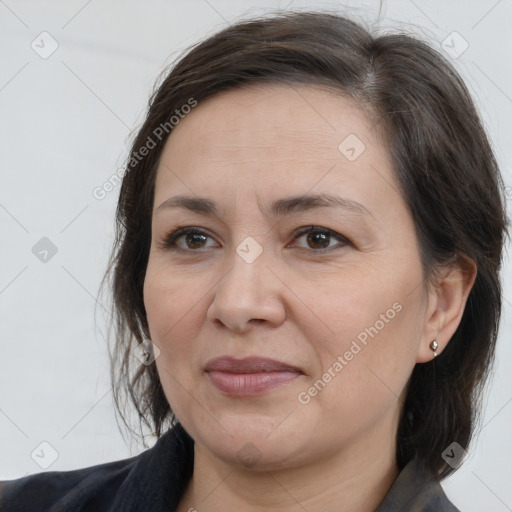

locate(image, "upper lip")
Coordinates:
204 356 303 374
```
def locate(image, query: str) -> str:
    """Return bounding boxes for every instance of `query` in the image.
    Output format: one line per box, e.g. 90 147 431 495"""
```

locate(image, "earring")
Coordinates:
430 340 438 358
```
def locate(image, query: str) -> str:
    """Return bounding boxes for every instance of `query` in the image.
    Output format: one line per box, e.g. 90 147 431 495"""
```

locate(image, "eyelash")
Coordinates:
158 226 352 253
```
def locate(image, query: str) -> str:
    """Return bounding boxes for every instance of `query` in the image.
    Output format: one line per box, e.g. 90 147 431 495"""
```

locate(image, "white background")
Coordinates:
1 1 511 510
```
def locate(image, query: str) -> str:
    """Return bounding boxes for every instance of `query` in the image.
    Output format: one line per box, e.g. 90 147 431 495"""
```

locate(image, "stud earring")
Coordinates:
430 340 438 358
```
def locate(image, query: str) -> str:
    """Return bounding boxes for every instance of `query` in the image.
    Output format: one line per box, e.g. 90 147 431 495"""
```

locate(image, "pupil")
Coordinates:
187 233 206 248
307 231 329 249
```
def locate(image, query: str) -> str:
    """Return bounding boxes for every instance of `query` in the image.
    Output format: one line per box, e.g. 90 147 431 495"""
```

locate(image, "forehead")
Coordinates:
163 84 377 158
154 83 395 207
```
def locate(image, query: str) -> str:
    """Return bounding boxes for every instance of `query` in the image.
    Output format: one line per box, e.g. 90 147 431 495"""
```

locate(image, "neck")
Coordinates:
176 426 400 512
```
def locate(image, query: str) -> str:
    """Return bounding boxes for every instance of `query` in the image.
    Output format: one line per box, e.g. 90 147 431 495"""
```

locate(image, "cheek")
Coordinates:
300 249 419 354
144 261 199 341
297 315 414 446
143 264 206 379
299 272 423 425
144 266 207 421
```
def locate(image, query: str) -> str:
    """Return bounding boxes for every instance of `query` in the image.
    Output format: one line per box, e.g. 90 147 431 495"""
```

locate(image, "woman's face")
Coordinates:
143 84 431 470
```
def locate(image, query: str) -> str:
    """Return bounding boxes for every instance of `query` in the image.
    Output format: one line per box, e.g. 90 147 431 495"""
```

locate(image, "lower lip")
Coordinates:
207 370 301 396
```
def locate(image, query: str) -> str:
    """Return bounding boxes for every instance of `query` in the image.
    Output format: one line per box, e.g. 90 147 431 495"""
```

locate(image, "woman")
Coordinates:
0 10 507 512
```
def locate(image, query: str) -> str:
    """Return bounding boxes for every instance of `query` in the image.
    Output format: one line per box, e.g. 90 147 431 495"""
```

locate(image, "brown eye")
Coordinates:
160 228 218 251
292 226 350 252
184 232 208 249
306 231 330 249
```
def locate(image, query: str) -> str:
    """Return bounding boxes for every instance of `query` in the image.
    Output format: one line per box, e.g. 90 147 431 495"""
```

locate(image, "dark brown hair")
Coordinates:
99 10 508 480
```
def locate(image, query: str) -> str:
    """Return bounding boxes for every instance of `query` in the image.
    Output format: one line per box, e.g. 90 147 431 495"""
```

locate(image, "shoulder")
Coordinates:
0 451 142 512
0 425 194 512
376 457 461 512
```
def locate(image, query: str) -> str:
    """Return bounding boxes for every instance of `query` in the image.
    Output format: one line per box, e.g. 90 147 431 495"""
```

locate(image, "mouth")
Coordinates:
204 356 304 396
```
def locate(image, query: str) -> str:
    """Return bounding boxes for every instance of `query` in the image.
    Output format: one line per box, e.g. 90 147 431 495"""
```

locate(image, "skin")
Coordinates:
143 84 476 512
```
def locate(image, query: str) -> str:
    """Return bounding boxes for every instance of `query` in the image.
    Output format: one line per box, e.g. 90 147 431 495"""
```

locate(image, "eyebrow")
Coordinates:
156 193 373 219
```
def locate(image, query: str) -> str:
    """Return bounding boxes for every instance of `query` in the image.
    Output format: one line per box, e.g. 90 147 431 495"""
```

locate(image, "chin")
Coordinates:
191 415 316 471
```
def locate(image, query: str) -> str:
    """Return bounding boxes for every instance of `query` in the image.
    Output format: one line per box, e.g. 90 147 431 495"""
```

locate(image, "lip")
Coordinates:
204 356 303 396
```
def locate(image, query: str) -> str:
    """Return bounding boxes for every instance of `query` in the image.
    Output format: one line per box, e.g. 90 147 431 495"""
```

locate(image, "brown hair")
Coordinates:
99 10 508 480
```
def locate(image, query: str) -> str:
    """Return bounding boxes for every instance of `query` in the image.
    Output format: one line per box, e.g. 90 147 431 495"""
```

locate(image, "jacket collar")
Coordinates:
111 424 457 511
112 423 194 511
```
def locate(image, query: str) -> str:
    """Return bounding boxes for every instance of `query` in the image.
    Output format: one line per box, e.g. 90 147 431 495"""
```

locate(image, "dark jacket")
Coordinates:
0 423 460 511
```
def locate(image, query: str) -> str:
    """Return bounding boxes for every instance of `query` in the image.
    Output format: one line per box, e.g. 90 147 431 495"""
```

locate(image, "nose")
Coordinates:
206 244 286 333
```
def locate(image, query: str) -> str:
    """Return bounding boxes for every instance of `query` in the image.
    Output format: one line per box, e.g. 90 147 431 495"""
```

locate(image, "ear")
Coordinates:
416 256 477 363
